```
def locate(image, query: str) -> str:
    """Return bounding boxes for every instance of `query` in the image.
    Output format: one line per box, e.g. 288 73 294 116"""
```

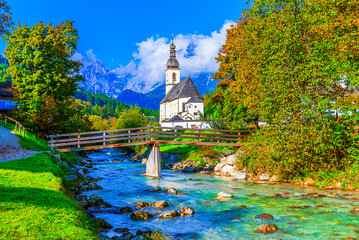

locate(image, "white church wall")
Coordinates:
187 102 204 120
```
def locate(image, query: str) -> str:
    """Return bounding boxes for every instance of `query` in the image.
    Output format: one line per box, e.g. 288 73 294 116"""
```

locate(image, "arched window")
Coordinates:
172 73 176 82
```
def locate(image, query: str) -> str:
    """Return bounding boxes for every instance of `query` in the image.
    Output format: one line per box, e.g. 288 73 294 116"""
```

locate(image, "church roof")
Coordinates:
163 115 184 122
186 96 203 103
160 76 202 104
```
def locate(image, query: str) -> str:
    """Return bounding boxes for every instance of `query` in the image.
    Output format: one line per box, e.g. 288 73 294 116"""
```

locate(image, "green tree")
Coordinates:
5 21 84 134
0 0 12 36
115 107 148 129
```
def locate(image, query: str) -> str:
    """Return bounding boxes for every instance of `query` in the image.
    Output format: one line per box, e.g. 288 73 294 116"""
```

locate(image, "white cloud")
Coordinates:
116 20 235 93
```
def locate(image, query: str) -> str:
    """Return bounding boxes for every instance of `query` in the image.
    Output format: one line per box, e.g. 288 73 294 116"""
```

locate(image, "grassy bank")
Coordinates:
0 121 97 239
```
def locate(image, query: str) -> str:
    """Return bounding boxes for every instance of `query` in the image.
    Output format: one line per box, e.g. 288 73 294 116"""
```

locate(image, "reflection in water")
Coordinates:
84 149 359 240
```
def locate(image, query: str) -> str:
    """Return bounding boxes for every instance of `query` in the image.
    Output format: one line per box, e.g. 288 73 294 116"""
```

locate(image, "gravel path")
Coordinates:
0 125 39 161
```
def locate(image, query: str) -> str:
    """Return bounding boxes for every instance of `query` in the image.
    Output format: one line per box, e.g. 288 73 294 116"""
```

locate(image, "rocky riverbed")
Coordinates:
64 148 359 239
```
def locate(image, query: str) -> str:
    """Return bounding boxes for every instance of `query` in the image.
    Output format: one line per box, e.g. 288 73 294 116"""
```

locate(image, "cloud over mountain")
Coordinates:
113 20 234 93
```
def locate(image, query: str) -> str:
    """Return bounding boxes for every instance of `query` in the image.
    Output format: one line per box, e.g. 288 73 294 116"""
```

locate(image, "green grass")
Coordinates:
0 153 97 239
0 119 50 151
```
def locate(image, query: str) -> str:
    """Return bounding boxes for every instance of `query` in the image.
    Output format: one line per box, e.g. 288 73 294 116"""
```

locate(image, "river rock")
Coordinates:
224 149 232 156
214 163 225 172
182 166 197 172
238 205 248 210
220 164 239 176
352 207 359 212
226 154 238 165
135 202 149 209
82 182 102 191
113 228 135 240
146 187 162 192
172 162 183 170
304 192 326 198
257 224 277 234
114 228 130 234
234 172 247 180
111 159 123 162
259 173 270 181
214 192 234 199
141 158 147 164
120 206 133 213
255 214 274 220
157 210 178 219
87 194 112 208
163 187 179 194
178 206 195 216
93 218 113 229
150 201 169 208
130 211 153 220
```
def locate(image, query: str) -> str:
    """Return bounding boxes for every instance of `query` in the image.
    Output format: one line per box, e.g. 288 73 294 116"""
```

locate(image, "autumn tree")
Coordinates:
208 0 359 183
5 21 85 134
115 107 148 129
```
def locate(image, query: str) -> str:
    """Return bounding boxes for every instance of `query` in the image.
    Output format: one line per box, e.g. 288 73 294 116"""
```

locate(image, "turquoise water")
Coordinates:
84 149 359 239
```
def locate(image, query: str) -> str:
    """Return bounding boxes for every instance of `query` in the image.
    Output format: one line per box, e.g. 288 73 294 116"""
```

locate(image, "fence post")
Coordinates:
217 130 220 143
175 129 177 141
23 127 25 138
77 133 80 148
128 130 131 143
238 131 241 143
14 122 17 132
51 136 54 151
4 116 7 125
150 127 153 141
196 130 199 143
103 132 106 145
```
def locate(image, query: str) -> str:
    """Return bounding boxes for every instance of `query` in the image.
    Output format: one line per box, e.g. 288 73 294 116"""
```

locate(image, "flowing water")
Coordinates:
83 149 359 240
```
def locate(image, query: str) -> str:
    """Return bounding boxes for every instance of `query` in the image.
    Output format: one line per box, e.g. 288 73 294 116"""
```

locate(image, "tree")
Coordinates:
0 0 12 36
5 21 84 134
115 107 148 129
207 0 359 181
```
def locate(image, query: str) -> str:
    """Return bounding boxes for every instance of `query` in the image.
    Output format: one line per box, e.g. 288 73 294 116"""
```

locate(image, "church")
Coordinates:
159 40 208 129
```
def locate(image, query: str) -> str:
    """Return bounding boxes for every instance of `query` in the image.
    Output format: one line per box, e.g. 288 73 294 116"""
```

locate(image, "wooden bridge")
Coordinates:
47 127 253 178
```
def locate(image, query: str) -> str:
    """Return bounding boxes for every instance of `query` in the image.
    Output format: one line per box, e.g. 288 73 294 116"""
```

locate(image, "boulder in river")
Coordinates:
214 192 234 199
178 206 195 216
234 172 247 180
93 218 113 229
257 224 277 234
150 201 169 208
163 187 179 194
87 194 112 208
157 210 178 219
135 202 149 209
130 211 153 220
146 187 162 192
304 192 326 198
255 214 274 220
237 205 248 210
120 206 133 213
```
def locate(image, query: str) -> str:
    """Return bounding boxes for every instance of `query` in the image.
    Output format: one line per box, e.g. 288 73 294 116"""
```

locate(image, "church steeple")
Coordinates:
165 37 181 94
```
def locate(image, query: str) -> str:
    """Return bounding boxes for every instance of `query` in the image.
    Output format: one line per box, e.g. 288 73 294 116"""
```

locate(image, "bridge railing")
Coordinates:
47 126 255 152
0 113 26 138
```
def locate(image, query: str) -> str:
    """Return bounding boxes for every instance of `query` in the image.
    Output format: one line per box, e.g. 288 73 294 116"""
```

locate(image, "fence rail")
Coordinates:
47 126 255 152
0 113 26 138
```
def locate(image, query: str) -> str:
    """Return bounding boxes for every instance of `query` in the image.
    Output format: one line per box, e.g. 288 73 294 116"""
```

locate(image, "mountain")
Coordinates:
76 56 219 110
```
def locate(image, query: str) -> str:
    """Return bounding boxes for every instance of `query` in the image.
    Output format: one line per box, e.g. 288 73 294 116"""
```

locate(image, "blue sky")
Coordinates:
7 0 248 69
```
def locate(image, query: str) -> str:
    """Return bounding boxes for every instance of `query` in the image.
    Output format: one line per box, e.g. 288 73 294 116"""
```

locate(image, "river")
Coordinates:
82 148 359 240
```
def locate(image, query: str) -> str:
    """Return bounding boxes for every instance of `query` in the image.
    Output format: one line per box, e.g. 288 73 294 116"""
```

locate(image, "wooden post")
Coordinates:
196 130 199 143
128 130 131 143
77 133 80 148
103 132 106 145
23 127 25 138
175 129 177 141
49 136 53 151
146 143 161 177
4 116 7 125
150 127 153 141
238 131 241 143
15 123 17 132
217 130 220 143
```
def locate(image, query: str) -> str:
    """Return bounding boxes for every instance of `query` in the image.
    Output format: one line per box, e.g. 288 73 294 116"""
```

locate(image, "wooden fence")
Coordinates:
47 126 254 152
0 113 26 138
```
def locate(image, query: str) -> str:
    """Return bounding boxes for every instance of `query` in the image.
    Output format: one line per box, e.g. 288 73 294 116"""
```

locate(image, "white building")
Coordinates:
160 40 209 129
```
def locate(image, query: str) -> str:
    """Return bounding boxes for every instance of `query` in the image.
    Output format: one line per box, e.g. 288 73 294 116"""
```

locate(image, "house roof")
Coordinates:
163 115 184 122
160 76 202 104
0 82 14 98
186 96 203 103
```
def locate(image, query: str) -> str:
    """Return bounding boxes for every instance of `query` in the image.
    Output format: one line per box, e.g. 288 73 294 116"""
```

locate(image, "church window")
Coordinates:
194 112 198 116
182 103 185 112
195 105 197 108
172 73 176 82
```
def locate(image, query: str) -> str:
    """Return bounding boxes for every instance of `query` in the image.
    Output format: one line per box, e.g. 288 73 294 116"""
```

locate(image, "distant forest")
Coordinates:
75 88 159 119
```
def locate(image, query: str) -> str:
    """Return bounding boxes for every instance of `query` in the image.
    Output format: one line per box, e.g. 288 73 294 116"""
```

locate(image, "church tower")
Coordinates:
165 39 180 94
